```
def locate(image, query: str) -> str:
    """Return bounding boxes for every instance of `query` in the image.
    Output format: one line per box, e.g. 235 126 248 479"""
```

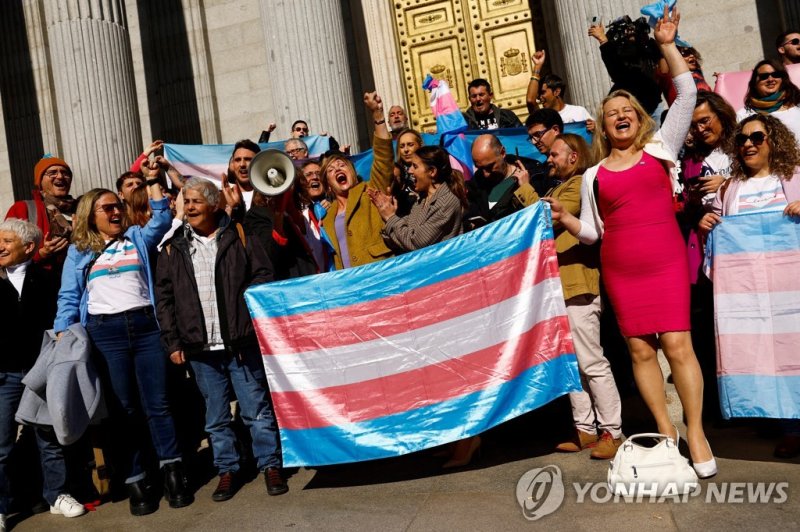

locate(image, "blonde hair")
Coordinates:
592 90 656 163
72 188 128 253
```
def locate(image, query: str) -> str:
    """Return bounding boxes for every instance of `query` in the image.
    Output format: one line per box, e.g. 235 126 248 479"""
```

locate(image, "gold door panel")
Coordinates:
392 0 535 130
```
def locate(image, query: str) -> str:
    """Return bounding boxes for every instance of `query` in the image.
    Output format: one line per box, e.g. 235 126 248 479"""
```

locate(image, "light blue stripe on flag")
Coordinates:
719 374 800 419
712 210 800 255
278 354 579 467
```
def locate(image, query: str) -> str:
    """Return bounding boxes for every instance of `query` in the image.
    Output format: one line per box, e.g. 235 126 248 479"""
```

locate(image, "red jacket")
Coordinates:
5 190 50 262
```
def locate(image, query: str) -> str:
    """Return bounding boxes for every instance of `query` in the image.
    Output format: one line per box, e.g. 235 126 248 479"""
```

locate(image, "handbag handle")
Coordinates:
623 432 679 447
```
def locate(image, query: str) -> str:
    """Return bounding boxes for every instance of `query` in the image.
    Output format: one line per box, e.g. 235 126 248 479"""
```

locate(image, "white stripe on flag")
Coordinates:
715 291 800 335
262 277 566 393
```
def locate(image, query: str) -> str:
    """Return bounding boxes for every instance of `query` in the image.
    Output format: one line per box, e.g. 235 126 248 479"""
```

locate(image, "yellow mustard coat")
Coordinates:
547 174 600 300
322 135 394 270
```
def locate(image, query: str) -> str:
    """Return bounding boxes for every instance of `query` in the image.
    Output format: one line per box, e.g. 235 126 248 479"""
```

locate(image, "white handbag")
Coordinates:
607 432 699 497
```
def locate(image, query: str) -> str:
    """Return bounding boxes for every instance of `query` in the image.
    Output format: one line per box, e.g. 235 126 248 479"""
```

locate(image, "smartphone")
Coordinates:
587 15 599 26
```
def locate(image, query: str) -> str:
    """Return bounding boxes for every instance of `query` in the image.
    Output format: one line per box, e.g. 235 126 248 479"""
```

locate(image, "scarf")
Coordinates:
42 193 77 214
749 90 785 114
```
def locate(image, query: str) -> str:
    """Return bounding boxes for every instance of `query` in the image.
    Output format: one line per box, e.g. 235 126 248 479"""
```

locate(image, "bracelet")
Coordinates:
374 118 386 125
530 75 540 81
146 178 160 186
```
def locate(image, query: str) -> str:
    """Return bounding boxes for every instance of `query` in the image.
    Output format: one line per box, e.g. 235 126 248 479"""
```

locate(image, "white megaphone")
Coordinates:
248 149 296 196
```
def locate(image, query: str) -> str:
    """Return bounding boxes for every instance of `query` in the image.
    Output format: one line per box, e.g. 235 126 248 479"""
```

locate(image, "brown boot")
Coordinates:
555 429 598 452
590 431 623 460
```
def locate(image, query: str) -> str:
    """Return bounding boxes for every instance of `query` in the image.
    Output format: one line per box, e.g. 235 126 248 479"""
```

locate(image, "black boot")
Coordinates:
162 462 194 508
127 479 158 516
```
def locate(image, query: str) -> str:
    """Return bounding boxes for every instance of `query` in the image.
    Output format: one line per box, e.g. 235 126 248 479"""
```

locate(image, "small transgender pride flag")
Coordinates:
244 202 581 466
710 210 800 419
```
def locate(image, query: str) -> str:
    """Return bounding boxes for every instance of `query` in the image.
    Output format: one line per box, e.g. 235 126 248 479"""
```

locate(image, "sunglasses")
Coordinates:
95 203 124 214
293 127 309 132
757 71 784 82
734 131 767 147
783 38 800 47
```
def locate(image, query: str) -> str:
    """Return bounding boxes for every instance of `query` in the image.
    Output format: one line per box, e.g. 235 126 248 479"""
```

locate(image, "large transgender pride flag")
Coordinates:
244 202 581 466
710 210 800 419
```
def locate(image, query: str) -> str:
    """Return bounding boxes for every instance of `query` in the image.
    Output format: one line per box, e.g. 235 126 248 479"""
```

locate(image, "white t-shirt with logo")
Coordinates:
734 175 788 214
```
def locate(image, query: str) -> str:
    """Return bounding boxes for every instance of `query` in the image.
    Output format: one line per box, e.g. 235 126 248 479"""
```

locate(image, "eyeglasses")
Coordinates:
757 71 784 82
734 131 767 147
528 128 550 143
303 170 321 178
95 203 124 214
690 114 717 131
293 127 309 133
287 147 308 156
783 38 800 47
43 169 71 179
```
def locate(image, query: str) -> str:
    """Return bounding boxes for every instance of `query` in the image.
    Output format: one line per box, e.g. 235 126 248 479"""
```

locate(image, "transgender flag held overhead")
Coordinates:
244 202 582 467
710 210 800 419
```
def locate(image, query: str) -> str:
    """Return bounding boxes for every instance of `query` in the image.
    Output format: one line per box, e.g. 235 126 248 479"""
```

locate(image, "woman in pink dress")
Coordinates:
546 7 716 478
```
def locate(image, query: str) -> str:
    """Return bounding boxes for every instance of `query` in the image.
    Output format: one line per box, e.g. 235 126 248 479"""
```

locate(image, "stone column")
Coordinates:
259 0 358 147
545 0 649 115
361 2 406 115
43 0 141 194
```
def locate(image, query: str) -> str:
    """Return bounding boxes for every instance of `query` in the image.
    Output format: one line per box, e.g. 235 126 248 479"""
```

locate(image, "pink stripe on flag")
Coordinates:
254 243 558 355
717 332 800 377
714 251 800 293
270 315 571 430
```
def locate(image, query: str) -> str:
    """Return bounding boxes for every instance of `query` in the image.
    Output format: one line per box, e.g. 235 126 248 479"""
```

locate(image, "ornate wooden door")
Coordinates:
392 0 536 130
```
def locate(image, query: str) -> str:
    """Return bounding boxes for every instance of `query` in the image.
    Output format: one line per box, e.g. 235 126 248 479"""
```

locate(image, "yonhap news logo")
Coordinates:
515 465 789 520
515 465 565 520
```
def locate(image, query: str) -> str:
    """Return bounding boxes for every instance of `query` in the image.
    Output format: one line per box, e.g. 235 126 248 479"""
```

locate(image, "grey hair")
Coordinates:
182 177 221 206
0 218 43 248
285 138 308 151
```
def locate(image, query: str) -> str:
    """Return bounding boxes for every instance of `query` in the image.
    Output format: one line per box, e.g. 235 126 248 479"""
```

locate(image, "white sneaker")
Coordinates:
50 494 86 518
0 513 7 532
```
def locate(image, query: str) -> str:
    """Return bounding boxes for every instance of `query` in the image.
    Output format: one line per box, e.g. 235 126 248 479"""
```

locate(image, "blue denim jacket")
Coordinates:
54 197 172 332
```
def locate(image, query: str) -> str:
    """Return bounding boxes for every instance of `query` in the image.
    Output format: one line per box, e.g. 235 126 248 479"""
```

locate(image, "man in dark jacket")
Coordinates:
463 79 523 131
0 219 85 526
155 177 287 501
465 134 541 230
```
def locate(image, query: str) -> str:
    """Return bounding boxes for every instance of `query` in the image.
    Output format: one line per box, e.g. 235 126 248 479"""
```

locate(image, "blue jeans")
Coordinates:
86 307 181 482
0 371 66 513
189 346 280 473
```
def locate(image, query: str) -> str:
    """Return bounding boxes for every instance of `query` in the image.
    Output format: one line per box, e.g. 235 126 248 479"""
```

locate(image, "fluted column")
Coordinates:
260 0 358 147
43 0 141 194
184 0 220 144
546 0 647 115
361 1 406 116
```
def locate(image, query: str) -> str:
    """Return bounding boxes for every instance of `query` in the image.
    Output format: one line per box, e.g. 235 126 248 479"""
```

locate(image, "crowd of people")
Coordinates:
2 6 800 527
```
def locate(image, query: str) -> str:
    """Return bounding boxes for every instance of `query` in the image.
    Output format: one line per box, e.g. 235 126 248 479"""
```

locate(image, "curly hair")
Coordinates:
730 114 800 180
592 90 655 162
744 59 800 109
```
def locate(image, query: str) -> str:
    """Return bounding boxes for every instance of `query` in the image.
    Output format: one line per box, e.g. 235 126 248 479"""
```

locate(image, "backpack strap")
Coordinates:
24 200 38 225
235 223 247 248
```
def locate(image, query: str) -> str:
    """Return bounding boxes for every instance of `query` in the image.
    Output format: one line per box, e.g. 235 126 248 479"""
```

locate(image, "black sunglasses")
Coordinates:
757 71 785 82
783 38 800 47
734 131 767 147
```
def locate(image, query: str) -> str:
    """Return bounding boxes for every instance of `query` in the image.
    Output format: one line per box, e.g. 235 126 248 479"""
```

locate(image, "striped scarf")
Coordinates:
749 90 785 114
